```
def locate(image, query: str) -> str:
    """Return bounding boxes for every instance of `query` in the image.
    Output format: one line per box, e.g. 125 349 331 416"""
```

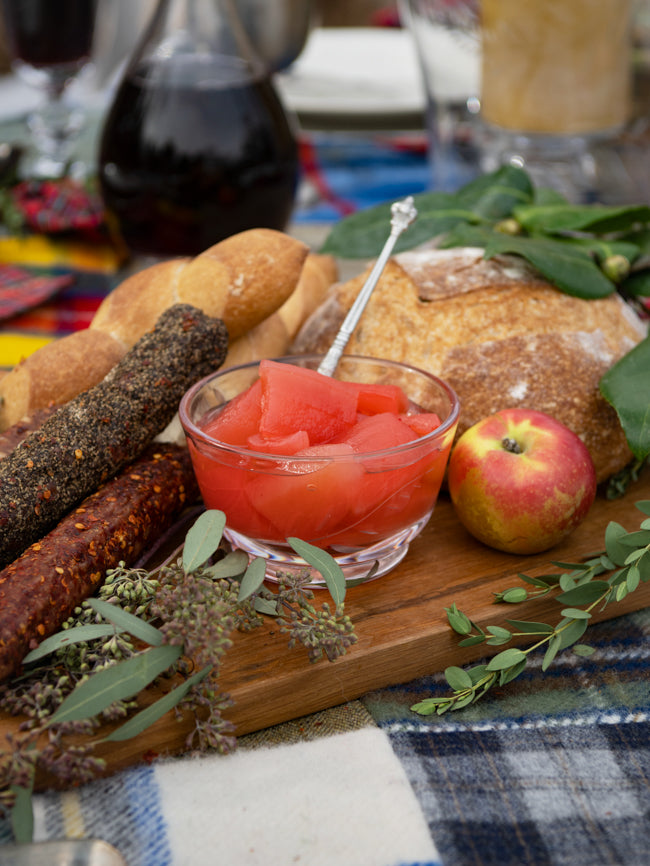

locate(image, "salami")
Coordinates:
0 443 200 682
0 406 59 461
0 304 227 568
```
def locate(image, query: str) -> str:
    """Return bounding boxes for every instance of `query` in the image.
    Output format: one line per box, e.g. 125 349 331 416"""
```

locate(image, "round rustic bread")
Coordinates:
292 248 648 483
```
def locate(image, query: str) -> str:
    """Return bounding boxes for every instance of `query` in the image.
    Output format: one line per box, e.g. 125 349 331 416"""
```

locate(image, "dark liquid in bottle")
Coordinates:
0 0 98 67
98 57 300 257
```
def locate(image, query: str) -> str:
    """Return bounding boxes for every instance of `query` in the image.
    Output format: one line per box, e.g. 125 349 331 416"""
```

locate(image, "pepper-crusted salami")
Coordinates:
0 304 227 568
0 443 199 682
0 406 59 461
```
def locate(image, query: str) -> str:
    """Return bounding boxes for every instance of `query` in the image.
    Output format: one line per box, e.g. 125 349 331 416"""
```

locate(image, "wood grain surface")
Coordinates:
2 467 649 787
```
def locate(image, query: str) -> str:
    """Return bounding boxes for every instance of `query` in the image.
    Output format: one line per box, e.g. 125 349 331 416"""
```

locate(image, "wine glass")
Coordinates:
0 0 99 177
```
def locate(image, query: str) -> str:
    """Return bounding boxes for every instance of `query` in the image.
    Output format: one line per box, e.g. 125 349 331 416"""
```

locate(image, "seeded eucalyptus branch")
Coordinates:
412 499 650 717
0 510 358 842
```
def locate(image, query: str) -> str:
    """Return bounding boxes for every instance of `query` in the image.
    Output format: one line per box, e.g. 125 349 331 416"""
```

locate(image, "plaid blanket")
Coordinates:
1 608 647 865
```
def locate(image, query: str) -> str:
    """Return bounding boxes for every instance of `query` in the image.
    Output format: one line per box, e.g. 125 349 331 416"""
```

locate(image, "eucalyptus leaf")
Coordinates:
87 598 163 647
505 619 554 635
604 521 631 566
238 556 267 602
617 529 650 547
555 580 610 606
467 664 490 685
486 647 527 671
444 665 473 691
557 616 589 650
560 608 592 620
516 573 552 589
499 587 528 603
458 634 487 647
445 604 473 634
499 658 527 686
254 596 280 616
10 783 34 844
600 336 650 461
573 644 596 657
205 550 249 580
626 566 641 593
50 644 182 725
182 509 226 573
635 500 650 516
542 633 562 671
22 624 120 664
104 665 212 742
288 537 346 606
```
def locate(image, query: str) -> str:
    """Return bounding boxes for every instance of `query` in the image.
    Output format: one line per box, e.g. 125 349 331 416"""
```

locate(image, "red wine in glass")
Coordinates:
0 0 99 175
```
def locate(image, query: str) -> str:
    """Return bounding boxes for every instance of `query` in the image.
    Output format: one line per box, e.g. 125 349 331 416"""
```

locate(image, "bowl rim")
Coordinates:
179 353 460 461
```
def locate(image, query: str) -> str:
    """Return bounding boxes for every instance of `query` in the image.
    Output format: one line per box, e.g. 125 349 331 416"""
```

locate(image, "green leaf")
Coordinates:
600 336 650 461
50 644 182 725
516 573 552 588
288 538 346 606
486 647 527 671
411 698 440 716
445 604 473 635
499 658 527 685
555 581 610 606
499 587 528 603
604 521 631 566
87 598 163 647
458 634 487 647
182 510 226 573
482 234 616 299
444 665 473 691
467 664 490 685
635 500 650 516
573 644 596 657
626 565 641 593
617 529 650 547
104 665 212 742
620 268 650 298
513 203 650 235
542 633 562 671
10 783 34 844
557 616 589 650
238 556 267 602
254 596 280 616
22 623 120 664
205 550 249 579
505 619 554 634
560 608 592 620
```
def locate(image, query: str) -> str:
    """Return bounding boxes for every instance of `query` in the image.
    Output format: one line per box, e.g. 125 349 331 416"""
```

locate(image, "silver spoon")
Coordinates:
317 195 418 378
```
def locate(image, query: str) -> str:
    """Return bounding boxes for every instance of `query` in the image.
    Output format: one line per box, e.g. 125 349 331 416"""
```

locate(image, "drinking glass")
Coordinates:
0 0 100 177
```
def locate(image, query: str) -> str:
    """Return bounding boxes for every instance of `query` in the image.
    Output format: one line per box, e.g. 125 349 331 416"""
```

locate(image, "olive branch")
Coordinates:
412 499 650 716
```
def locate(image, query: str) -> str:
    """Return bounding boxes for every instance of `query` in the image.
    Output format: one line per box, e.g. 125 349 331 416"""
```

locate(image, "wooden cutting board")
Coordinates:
2 467 650 786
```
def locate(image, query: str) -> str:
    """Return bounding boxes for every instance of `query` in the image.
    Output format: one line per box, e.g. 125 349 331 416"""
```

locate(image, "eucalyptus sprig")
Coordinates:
1 510 358 842
321 165 650 475
412 499 650 717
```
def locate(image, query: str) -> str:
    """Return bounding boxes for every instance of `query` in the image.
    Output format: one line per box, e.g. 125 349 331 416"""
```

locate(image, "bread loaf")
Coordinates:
292 248 648 482
0 229 335 431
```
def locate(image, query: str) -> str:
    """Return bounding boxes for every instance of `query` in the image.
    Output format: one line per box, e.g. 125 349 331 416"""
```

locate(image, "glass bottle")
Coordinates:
97 0 300 258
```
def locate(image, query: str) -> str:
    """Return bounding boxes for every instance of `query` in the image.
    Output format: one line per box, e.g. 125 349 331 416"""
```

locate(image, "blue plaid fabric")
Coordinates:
363 609 650 866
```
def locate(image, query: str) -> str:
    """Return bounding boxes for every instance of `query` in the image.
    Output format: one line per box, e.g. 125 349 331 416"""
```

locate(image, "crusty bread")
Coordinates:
0 231 337 432
292 248 648 482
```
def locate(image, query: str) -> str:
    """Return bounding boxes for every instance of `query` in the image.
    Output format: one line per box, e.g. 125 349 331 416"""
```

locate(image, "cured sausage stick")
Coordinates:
0 406 59 461
0 304 227 569
0 443 199 682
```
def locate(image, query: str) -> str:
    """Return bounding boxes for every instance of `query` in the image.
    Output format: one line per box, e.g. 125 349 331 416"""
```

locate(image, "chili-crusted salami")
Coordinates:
0 304 227 568
0 406 59 461
0 443 199 682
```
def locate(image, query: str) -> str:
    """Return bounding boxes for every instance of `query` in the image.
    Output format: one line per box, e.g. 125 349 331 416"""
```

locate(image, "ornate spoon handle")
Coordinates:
317 196 418 377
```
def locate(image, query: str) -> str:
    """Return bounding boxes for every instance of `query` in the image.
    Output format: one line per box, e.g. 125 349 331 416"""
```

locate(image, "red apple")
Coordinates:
447 409 597 554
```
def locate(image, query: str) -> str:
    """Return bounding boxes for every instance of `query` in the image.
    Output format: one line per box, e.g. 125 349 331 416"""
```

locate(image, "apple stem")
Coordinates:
502 437 523 454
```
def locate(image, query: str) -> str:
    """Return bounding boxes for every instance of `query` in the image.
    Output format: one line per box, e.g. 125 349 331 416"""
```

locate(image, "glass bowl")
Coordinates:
179 355 460 586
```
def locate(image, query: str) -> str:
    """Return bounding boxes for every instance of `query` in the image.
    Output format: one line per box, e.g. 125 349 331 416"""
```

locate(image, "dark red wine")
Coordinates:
98 57 300 257
1 0 98 68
